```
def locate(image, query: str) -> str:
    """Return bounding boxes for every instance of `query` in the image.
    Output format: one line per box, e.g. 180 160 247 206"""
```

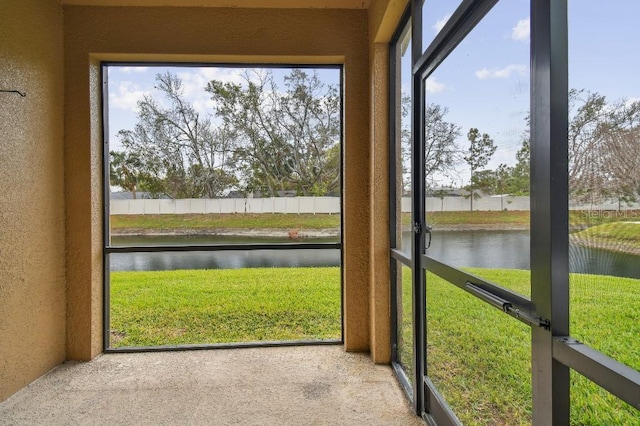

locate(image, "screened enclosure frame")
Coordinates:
389 0 640 424
389 5 413 402
101 62 345 353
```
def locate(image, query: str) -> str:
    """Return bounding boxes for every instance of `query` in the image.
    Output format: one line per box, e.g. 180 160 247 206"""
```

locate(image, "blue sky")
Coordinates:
394 0 640 186
106 0 639 187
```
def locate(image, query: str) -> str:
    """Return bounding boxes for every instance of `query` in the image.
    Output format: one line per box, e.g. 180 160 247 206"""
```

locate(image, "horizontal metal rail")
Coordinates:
423 253 639 410
553 336 640 410
465 282 549 329
391 248 412 267
104 61 342 71
422 255 546 329
106 242 341 253
423 255 534 310
105 338 342 354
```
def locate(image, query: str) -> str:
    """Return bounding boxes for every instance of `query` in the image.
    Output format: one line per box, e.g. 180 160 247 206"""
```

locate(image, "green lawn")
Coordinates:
570 209 640 227
112 211 530 233
110 213 341 232
573 221 640 247
110 211 532 233
397 268 639 425
109 267 342 347
110 265 639 424
110 210 640 233
423 210 530 226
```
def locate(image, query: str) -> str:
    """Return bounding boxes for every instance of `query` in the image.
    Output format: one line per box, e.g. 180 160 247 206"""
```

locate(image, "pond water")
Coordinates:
110 247 340 271
109 234 340 272
110 231 640 279
422 230 640 279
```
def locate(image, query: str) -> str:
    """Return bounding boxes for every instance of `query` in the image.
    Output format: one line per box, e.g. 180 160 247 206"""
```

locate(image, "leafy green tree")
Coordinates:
109 150 146 198
508 138 530 195
470 169 498 195
494 163 513 209
463 128 496 211
281 69 341 195
206 69 340 196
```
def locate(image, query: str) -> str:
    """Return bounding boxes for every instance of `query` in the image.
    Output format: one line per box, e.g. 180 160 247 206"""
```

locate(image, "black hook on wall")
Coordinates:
0 90 27 97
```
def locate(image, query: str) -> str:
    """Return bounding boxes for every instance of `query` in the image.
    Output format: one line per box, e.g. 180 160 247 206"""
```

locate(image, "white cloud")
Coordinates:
425 78 446 94
109 81 148 112
433 13 452 33
175 68 248 115
200 67 246 84
475 64 527 80
119 66 149 73
511 18 530 42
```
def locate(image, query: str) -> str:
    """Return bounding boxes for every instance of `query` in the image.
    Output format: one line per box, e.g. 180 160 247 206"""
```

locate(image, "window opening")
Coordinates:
103 64 343 350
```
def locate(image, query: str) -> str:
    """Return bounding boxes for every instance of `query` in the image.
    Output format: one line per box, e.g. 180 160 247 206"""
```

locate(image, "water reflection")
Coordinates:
569 243 640 279
110 232 640 279
426 230 530 270
402 230 640 279
110 249 340 272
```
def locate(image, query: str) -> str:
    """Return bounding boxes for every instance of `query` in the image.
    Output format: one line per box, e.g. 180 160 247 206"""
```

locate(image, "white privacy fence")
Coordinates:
411 197 640 212
421 196 531 212
110 196 640 215
110 197 342 215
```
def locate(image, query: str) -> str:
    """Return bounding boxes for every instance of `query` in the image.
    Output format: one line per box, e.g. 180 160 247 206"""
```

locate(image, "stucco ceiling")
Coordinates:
61 0 371 8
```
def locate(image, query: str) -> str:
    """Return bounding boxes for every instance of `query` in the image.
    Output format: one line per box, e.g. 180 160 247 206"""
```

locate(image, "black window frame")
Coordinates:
389 0 640 423
101 61 345 352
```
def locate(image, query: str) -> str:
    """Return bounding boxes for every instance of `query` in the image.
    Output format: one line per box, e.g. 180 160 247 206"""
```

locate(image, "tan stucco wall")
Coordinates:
367 0 407 363
63 6 372 357
369 0 407 44
62 0 371 7
368 42 391 363
0 0 410 404
0 0 66 402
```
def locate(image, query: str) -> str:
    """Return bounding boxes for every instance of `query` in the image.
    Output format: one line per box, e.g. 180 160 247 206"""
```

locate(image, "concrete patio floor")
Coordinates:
0 345 424 425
